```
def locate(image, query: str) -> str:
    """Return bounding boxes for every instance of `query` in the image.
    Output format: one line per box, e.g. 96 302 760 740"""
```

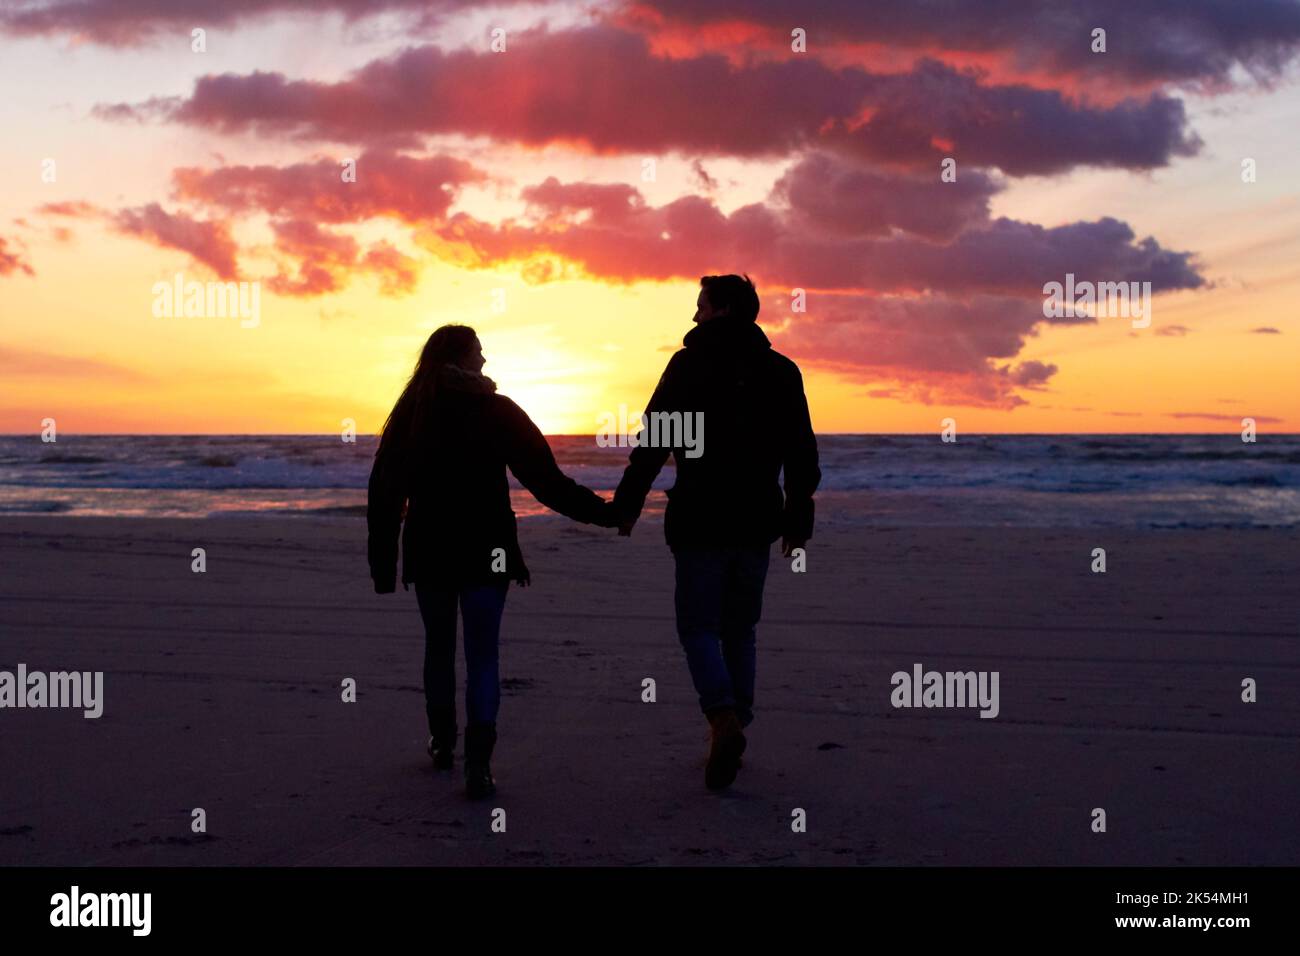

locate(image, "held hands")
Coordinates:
598 498 635 536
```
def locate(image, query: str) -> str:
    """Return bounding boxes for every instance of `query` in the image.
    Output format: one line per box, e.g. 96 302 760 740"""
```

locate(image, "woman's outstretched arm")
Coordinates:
497 397 615 526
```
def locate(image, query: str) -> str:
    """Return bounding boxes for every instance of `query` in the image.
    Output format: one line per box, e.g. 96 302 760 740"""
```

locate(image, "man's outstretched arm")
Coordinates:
781 366 821 555
611 354 681 533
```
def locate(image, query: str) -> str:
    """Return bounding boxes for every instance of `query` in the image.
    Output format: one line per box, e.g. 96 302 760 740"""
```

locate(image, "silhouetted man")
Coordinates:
613 274 820 790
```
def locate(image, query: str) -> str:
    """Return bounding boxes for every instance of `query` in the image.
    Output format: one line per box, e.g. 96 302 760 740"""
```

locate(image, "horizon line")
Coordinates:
2 431 1293 439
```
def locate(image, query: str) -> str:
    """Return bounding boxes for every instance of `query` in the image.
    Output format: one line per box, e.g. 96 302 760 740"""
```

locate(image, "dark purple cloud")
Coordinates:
16 0 1300 91
103 26 1201 175
627 0 1300 88
823 59 1200 174
773 151 1002 240
772 293 1061 408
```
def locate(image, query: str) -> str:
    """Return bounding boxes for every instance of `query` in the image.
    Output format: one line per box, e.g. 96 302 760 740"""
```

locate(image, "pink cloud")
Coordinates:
0 236 34 277
110 203 240 279
413 168 1202 405
266 219 420 297
424 178 1202 300
172 150 486 224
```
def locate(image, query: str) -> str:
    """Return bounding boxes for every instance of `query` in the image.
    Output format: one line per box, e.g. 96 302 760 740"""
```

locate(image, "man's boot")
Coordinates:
705 708 746 791
464 722 497 799
427 707 457 770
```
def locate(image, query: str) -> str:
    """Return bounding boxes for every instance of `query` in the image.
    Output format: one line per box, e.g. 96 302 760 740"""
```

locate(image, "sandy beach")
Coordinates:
1 511 1297 866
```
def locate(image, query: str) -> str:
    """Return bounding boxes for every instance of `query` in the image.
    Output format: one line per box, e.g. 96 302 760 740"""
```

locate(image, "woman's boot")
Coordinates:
427 708 457 770
464 722 497 799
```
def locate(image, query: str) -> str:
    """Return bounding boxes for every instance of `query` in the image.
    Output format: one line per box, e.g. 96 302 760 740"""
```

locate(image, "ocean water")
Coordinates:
0 434 1297 528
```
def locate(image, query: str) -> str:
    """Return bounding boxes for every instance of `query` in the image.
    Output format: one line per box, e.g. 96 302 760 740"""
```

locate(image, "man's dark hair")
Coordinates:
700 274 760 323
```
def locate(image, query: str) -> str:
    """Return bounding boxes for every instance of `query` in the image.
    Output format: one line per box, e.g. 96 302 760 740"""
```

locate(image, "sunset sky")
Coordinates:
2 0 1299 435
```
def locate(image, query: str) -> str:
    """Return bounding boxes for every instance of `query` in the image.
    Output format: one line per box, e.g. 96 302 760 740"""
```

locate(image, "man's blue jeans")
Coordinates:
673 546 771 727
415 582 508 730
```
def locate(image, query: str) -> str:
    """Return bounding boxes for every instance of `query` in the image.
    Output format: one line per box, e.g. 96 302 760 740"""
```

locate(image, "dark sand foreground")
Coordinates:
1 514 1297 865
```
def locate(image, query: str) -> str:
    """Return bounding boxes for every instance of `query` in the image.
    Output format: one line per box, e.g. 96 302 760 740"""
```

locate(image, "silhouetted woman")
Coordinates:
368 325 613 798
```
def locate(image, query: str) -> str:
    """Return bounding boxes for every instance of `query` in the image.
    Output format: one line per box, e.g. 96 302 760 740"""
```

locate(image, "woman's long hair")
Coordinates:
376 324 478 465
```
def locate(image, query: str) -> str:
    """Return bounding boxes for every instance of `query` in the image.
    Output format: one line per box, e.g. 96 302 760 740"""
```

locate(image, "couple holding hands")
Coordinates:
368 274 820 798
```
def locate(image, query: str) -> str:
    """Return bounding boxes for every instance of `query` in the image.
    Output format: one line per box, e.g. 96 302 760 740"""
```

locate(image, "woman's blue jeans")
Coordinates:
415 581 508 731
